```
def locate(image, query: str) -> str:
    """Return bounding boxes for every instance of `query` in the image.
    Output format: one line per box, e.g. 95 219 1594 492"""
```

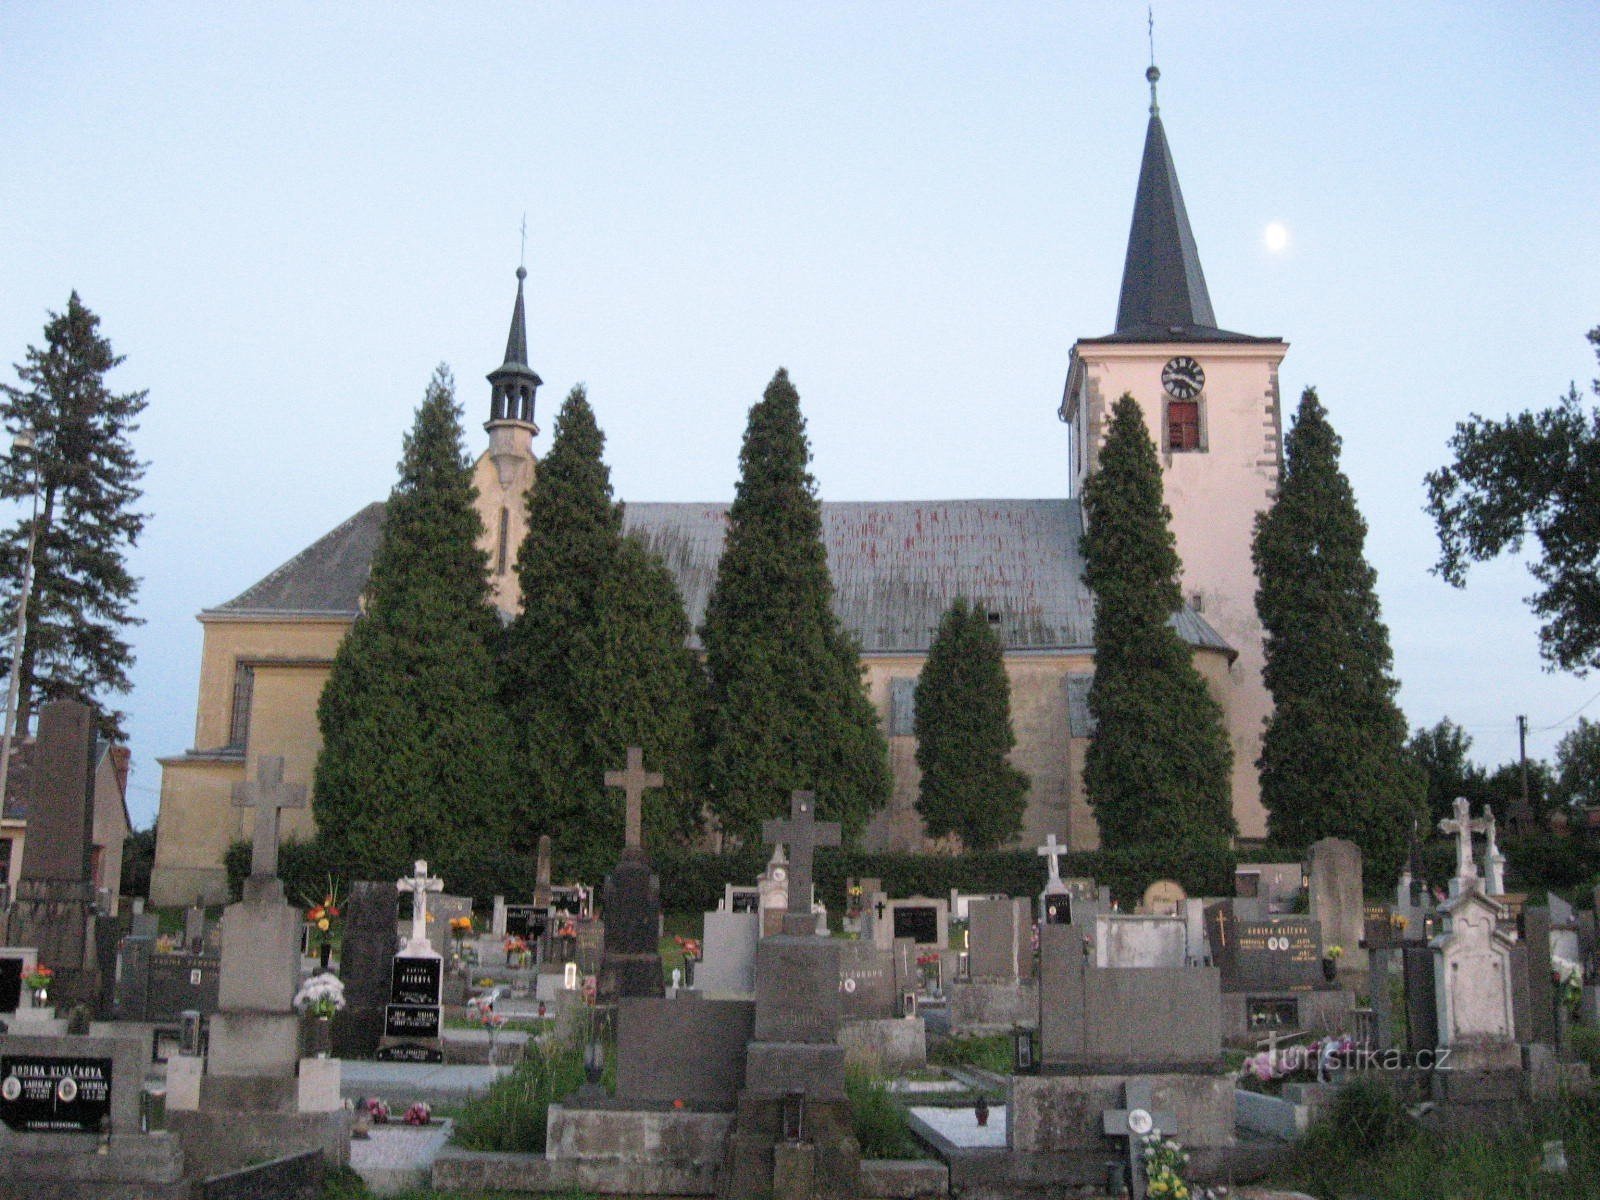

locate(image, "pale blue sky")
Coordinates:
2 4 1597 827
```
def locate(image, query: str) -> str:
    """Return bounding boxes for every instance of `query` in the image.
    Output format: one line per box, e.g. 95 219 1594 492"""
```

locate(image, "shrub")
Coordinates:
845 1069 918 1160
929 1034 1014 1075
1326 1075 1411 1151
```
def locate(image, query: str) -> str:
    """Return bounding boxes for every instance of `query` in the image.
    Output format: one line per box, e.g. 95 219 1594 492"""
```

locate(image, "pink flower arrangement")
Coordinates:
403 1101 432 1126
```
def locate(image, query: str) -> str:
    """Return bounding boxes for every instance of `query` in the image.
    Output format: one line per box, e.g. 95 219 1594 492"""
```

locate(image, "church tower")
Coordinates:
1061 65 1287 839
476 266 542 613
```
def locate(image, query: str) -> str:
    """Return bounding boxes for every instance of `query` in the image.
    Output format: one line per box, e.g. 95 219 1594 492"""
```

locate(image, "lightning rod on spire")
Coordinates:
1146 7 1160 116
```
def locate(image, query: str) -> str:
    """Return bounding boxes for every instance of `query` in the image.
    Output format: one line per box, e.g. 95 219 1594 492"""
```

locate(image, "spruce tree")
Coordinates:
1081 394 1234 852
1253 388 1424 880
913 597 1029 850
701 368 890 845
0 293 147 740
501 385 702 880
314 366 514 875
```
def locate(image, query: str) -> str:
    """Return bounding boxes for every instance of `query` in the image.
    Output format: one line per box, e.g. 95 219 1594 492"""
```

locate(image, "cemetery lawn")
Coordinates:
1270 1089 1600 1199
929 1032 1013 1075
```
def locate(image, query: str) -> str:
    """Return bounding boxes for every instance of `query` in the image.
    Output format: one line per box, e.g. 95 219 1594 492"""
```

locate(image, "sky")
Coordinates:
2 4 1598 830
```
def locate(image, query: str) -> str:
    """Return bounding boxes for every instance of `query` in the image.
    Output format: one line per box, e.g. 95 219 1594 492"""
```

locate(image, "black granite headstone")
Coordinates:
1401 945 1438 1052
892 905 939 945
0 1054 112 1132
144 953 221 1021
334 880 398 1058
1522 906 1557 1046
1207 904 1325 993
598 851 665 1001
0 957 22 1013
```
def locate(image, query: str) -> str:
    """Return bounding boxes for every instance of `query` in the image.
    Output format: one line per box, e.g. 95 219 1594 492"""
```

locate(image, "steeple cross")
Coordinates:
605 746 663 851
397 859 444 951
1037 833 1067 887
1439 795 1490 890
231 756 306 882
762 790 841 931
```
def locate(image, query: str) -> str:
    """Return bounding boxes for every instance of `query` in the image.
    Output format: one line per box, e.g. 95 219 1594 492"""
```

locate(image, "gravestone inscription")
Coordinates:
1206 904 1324 992
0 1053 113 1132
892 905 939 945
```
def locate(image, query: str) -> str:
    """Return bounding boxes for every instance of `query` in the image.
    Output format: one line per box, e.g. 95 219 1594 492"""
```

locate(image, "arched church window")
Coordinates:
496 507 510 575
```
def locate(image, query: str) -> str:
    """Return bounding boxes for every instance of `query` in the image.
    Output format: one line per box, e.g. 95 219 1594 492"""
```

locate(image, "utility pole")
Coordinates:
1515 714 1533 834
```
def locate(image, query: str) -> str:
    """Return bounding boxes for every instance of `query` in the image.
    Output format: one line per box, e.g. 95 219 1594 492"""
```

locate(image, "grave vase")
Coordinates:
306 1013 333 1058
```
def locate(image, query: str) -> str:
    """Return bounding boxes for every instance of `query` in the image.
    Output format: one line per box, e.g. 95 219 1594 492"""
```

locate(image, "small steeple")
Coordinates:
487 265 542 431
1112 64 1221 340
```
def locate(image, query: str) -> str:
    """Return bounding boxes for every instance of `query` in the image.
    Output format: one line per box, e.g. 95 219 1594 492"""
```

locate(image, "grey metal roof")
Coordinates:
209 496 1233 658
1100 114 1272 345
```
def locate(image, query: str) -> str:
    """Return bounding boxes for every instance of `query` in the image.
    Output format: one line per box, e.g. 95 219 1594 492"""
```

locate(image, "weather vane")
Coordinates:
1146 6 1160 116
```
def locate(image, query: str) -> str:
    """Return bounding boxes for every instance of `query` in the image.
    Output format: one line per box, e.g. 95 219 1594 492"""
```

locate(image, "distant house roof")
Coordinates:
208 496 1233 658
2 737 130 831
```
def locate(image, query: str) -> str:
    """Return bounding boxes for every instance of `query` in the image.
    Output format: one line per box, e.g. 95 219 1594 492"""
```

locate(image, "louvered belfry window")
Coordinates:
227 664 255 751
1168 400 1201 451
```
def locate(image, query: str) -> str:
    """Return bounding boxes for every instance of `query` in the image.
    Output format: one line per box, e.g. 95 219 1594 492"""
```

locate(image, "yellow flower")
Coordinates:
317 917 330 931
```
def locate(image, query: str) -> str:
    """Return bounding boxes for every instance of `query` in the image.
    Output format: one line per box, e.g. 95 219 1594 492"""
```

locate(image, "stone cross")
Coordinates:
1102 1080 1177 1200
397 860 444 951
605 746 663 851
762 791 841 926
1439 795 1490 893
230 756 306 883
1037 833 1067 890
1482 805 1507 896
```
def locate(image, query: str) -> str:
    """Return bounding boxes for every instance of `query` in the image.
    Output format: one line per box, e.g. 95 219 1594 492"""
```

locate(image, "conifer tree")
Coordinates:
501 386 701 880
1253 388 1423 879
1081 395 1234 852
701 368 890 845
314 367 514 875
913 597 1029 850
0 293 147 740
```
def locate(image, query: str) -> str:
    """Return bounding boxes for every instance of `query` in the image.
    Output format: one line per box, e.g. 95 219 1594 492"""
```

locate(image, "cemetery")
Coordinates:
2 720 1597 1200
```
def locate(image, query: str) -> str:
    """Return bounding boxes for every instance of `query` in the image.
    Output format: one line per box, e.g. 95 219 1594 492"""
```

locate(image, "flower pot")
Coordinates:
309 1015 332 1059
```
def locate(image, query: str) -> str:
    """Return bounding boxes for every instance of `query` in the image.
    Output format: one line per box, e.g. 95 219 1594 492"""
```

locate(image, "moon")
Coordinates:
1264 222 1290 252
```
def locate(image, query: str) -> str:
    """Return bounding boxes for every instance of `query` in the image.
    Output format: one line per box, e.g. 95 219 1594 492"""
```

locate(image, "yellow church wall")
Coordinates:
189 616 351 750
473 434 536 614
149 758 246 906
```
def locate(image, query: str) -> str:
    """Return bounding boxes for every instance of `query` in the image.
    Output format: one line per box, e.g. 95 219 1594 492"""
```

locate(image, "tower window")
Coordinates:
496 507 510 575
227 664 255 751
1167 400 1202 452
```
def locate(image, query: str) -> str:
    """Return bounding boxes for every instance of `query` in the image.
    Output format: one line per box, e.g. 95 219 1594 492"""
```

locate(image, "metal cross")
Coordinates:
1102 1080 1177 1200
397 859 444 950
230 756 306 881
1212 905 1229 949
1037 833 1066 887
762 791 841 928
605 746 663 850
1439 795 1489 890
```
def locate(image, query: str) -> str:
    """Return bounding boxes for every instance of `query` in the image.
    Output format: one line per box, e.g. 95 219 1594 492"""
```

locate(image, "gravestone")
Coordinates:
890 900 944 947
1097 914 1188 969
1103 1079 1178 1200
1233 863 1303 919
423 894 473 960
1206 904 1326 992
379 861 445 1063
0 956 22 1013
1431 885 1518 1070
143 951 221 1022
967 897 1028 982
1519 906 1557 1047
184 903 207 952
333 880 397 1059
1140 879 1187 917
837 939 896 1020
2 702 102 1011
1401 945 1439 1052
534 833 554 909
1307 838 1364 971
597 746 666 1002
718 791 858 1200
699 909 759 997
1438 797 1488 898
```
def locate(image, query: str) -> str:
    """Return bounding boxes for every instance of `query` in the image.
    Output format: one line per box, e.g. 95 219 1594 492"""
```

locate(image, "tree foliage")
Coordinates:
314 367 514 876
0 292 147 740
700 368 890 846
1406 718 1489 825
1080 394 1234 852
1427 326 1600 673
1253 388 1424 880
501 385 702 881
912 597 1029 851
1553 716 1600 812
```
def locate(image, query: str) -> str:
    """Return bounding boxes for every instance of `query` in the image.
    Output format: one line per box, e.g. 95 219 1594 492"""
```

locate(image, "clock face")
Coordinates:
771 868 787 884
1162 356 1204 399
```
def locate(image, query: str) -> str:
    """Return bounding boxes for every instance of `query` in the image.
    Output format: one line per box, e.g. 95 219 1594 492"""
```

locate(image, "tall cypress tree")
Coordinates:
1253 388 1423 879
913 597 1029 851
701 368 890 845
0 292 148 740
314 366 514 875
501 385 701 880
1081 394 1234 852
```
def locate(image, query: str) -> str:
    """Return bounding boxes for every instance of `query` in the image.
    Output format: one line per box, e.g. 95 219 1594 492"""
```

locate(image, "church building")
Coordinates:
149 71 1286 907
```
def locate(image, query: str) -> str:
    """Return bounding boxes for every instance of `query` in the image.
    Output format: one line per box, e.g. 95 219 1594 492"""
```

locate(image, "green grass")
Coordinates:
928 1033 1013 1075
1271 1086 1600 1199
845 1069 920 1160
1569 1024 1600 1075
449 1040 586 1153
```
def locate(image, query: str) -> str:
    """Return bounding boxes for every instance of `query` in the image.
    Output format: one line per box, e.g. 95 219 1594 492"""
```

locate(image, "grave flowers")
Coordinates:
1553 956 1584 1012
403 1100 432 1126
362 1097 391 1125
504 935 531 968
1321 943 1343 982
301 880 344 968
294 971 347 1019
1141 1132 1226 1199
23 963 52 1004
450 914 476 964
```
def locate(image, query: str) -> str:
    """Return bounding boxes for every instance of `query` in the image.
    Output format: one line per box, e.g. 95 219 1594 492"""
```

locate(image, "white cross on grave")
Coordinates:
1482 805 1507 896
604 746 663 851
1439 795 1490 896
230 755 306 901
1102 1080 1177 1200
761 790 841 934
1037 833 1067 892
397 860 444 956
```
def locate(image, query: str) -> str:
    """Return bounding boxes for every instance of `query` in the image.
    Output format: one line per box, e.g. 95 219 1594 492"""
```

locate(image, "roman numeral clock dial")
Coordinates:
1162 356 1204 399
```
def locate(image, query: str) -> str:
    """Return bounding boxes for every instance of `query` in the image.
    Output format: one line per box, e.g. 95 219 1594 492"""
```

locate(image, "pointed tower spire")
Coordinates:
487 264 542 430
1113 65 1220 340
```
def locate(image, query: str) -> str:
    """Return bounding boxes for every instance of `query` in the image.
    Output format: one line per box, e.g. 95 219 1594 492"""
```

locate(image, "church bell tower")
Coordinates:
475 266 542 613
1060 64 1287 840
